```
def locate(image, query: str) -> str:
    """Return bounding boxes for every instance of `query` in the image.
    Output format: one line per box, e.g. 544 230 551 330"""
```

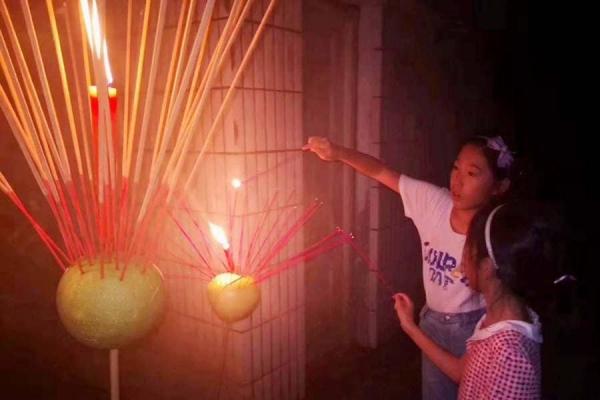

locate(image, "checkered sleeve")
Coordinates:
489 333 541 399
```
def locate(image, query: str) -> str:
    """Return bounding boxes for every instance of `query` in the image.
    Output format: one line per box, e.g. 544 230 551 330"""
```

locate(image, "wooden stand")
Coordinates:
110 349 119 400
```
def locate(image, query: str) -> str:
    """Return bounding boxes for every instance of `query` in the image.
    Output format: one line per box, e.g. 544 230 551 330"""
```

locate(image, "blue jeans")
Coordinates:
419 305 485 400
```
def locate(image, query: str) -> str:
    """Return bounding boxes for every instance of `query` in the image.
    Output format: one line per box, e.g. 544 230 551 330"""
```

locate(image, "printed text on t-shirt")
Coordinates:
423 242 466 289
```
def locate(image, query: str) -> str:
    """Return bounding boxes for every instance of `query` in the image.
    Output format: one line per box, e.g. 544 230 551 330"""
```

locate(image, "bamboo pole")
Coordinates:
161 0 251 197
180 0 248 130
148 0 215 185
122 0 133 177
0 85 48 195
0 17 59 189
135 0 216 222
164 0 198 119
20 0 72 181
144 0 199 202
63 5 94 184
132 0 168 185
0 54 49 200
47 0 97 258
160 0 242 183
0 172 70 269
0 49 68 255
110 349 119 400
179 0 280 196
127 0 169 242
0 0 280 277
78 0 95 181
0 2 62 190
124 0 152 179
149 0 189 176
0 172 10 193
46 0 84 177
62 5 98 257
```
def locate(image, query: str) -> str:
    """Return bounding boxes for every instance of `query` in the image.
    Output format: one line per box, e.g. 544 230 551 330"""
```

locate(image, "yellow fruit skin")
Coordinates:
56 261 166 349
207 273 260 323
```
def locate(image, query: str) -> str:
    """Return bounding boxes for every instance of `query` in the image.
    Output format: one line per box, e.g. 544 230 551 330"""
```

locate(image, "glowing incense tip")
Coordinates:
208 222 230 250
231 178 242 189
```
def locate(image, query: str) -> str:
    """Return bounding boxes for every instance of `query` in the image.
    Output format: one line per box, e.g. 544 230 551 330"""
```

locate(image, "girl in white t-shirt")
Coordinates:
304 135 514 400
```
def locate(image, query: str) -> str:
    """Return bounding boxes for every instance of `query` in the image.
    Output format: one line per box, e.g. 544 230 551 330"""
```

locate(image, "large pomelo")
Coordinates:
56 261 166 349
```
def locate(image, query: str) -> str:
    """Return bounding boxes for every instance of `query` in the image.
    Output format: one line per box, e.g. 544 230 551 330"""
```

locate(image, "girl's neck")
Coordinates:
450 207 478 234
482 287 529 328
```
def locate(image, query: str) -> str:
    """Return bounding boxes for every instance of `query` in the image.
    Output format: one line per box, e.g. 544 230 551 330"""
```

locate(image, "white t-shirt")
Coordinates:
399 174 485 313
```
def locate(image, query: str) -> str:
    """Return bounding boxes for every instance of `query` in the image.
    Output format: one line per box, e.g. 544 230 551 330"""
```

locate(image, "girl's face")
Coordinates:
450 144 502 211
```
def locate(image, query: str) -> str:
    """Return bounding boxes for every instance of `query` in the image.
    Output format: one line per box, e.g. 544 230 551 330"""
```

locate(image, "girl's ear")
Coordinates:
493 178 511 196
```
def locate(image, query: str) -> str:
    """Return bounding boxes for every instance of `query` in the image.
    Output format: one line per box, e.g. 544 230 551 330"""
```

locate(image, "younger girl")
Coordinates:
394 203 564 399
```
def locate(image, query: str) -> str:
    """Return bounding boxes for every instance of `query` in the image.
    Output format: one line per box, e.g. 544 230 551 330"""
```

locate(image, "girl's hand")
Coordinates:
302 136 340 161
393 293 416 331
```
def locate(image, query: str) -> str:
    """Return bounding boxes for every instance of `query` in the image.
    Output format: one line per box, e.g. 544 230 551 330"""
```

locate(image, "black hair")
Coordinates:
460 136 514 181
466 202 568 313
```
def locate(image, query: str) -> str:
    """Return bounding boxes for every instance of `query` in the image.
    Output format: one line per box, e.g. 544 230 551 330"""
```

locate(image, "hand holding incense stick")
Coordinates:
302 136 341 161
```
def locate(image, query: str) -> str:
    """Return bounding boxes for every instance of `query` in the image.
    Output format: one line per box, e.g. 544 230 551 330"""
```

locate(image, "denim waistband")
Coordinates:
420 305 485 324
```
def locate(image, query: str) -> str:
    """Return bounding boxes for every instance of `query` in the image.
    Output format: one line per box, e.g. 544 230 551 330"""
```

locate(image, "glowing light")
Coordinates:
208 222 230 250
231 178 242 189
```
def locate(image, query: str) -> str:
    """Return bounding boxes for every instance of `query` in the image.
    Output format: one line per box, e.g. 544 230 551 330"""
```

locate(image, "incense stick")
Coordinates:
0 0 282 279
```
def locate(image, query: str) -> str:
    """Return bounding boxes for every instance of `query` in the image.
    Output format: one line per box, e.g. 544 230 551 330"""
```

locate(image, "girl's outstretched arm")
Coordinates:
303 136 401 193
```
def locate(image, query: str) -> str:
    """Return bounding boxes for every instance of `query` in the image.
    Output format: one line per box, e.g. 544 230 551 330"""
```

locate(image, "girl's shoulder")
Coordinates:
469 310 542 349
488 329 541 354
399 175 452 223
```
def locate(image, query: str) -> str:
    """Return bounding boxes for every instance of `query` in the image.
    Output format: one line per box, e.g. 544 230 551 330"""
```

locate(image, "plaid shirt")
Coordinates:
460 329 541 399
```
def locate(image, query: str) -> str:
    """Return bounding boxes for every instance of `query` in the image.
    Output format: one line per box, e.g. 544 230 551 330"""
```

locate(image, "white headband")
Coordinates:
484 204 505 269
